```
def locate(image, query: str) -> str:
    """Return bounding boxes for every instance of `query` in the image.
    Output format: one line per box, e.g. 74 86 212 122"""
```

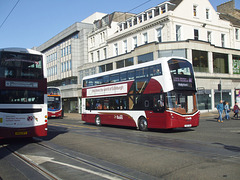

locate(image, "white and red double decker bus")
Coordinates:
82 57 199 131
47 87 63 118
0 48 48 138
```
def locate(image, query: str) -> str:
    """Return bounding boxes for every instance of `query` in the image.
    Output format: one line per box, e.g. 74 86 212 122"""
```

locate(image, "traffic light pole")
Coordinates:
220 79 222 101
218 79 222 101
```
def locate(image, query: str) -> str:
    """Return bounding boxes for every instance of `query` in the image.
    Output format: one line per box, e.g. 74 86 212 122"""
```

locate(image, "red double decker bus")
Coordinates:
82 57 199 131
0 48 48 138
47 87 63 118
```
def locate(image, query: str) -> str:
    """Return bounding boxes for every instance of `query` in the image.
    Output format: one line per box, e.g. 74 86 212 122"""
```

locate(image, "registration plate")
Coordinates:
15 131 28 135
184 124 192 128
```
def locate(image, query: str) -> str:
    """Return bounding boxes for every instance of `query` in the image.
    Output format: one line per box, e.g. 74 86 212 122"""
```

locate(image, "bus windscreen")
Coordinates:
168 59 195 90
0 51 43 79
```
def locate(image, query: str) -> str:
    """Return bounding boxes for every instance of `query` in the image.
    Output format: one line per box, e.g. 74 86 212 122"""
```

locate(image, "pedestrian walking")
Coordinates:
233 102 239 119
216 100 224 122
224 101 230 120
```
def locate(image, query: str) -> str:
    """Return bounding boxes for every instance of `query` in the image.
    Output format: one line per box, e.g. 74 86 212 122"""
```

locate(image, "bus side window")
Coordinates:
88 78 94 87
83 80 87 87
95 77 103 85
110 73 119 83
128 96 134 110
86 99 92 110
145 100 149 108
153 94 164 112
103 75 109 84
128 70 135 80
120 72 127 81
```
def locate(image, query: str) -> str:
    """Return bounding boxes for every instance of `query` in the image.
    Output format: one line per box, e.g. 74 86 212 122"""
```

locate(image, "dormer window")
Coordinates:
236 29 239 40
155 8 160 16
193 5 198 17
206 9 210 19
161 6 166 14
133 18 137 25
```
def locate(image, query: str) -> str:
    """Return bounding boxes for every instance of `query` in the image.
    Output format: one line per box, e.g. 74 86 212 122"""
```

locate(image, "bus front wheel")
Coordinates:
95 115 101 126
138 117 148 131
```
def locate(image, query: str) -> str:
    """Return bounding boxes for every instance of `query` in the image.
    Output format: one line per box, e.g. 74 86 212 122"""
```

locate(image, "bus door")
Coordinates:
145 94 166 128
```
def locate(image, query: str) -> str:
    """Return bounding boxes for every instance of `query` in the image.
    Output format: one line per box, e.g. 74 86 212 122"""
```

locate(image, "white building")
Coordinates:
37 15 99 113
79 0 240 112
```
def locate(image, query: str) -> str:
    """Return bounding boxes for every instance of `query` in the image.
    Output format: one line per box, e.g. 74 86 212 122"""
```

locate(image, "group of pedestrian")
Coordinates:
216 100 239 122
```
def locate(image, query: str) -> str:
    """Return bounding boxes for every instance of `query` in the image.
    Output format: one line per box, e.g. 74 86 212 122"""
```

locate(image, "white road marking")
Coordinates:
26 155 122 180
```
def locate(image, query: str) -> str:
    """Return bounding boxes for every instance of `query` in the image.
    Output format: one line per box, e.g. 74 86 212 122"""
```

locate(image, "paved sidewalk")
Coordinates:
63 113 82 120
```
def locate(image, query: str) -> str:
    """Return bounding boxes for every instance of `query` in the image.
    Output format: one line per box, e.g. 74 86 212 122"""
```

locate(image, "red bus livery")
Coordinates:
47 87 63 118
0 48 48 138
82 57 199 131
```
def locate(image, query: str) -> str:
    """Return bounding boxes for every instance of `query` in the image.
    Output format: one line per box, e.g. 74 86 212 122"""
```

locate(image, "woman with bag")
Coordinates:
233 102 239 119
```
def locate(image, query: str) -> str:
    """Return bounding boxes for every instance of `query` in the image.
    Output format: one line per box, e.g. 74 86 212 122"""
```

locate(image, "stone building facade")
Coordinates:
78 0 240 112
37 0 240 113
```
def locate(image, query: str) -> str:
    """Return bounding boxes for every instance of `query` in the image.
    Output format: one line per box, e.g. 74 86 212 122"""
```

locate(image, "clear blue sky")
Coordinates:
0 0 239 49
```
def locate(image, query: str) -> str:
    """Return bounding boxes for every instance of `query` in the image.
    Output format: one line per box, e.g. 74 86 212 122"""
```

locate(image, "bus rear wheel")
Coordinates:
138 117 148 131
95 115 101 126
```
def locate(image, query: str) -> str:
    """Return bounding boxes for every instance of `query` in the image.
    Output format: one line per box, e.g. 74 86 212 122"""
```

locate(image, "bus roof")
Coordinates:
0 47 43 56
83 56 188 80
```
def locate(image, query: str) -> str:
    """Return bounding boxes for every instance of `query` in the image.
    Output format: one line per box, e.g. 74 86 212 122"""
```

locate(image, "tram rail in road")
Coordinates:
0 138 158 180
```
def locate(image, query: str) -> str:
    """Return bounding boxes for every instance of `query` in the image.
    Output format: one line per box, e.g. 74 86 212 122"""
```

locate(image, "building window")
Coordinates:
133 36 137 48
123 40 127 53
99 63 113 73
125 57 133 67
144 14 147 21
66 61 69 71
192 50 208 72
116 58 134 69
97 51 100 61
106 63 113 71
91 53 94 62
99 65 105 73
128 20 132 27
155 7 160 16
116 60 124 69
138 16 142 23
138 52 153 64
214 90 232 108
233 55 240 74
103 48 107 59
206 9 210 19
114 43 118 56
118 24 123 31
197 90 211 110
194 29 199 40
124 22 127 29
156 28 162 42
207 31 212 43
176 25 181 41
143 32 148 44
148 11 153 19
213 53 228 74
161 6 166 14
158 49 186 58
221 34 225 47
236 29 239 40
193 5 198 17
63 62 67 72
